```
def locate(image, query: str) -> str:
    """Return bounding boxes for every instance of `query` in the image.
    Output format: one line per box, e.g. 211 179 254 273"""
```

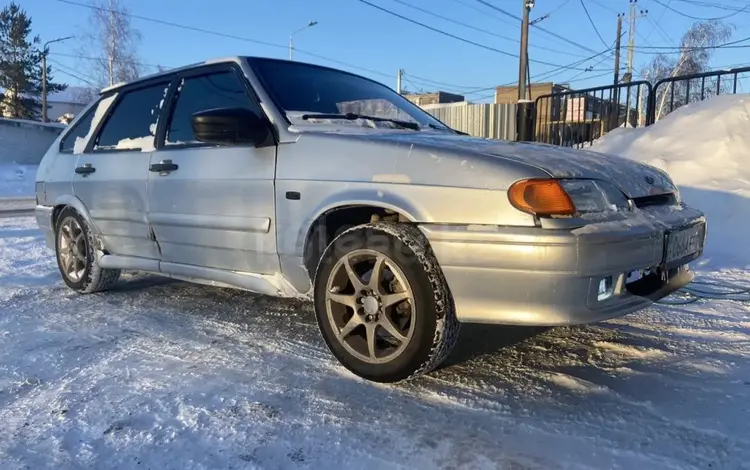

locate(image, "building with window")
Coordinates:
403 91 465 107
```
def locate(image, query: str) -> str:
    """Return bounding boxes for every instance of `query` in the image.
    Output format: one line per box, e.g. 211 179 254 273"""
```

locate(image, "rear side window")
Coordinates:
166 70 258 145
94 82 170 151
59 104 97 152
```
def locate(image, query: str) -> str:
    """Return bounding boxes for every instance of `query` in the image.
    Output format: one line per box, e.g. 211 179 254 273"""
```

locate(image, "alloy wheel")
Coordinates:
58 217 88 282
325 249 416 364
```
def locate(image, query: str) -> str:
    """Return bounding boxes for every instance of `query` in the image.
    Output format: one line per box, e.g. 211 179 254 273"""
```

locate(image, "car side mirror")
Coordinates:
191 107 270 146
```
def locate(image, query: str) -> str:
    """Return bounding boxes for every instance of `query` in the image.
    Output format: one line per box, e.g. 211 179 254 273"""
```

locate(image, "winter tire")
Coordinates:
54 207 121 293
314 223 459 383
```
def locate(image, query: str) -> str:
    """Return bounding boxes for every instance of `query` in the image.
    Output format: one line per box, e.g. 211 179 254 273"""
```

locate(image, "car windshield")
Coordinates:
248 58 449 130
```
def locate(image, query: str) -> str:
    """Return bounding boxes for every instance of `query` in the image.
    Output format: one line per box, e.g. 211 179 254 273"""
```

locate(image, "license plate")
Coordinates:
665 224 704 264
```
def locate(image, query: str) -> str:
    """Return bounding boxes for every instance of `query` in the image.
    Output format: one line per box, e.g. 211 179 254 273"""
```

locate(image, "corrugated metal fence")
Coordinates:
425 103 516 140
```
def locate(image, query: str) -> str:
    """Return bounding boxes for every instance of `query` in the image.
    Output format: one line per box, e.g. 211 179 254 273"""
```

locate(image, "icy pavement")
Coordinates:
0 217 748 470
0 197 35 218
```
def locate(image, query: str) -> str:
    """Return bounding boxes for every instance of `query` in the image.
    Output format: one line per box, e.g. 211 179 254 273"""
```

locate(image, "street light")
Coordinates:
289 21 318 61
42 35 74 122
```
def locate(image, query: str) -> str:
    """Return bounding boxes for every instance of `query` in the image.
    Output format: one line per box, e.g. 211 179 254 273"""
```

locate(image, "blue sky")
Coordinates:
24 0 750 101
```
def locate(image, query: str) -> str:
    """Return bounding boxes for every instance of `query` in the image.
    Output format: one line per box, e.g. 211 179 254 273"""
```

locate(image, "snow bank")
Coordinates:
593 95 750 268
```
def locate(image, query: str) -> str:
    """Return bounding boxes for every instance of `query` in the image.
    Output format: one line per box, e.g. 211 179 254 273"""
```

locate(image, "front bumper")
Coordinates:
421 204 706 326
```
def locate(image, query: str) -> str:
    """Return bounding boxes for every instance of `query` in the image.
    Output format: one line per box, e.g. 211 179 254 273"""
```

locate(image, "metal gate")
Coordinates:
651 66 750 123
534 81 652 148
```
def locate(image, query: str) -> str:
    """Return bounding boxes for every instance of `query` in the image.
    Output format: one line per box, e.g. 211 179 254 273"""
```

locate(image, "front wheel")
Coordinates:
314 223 459 383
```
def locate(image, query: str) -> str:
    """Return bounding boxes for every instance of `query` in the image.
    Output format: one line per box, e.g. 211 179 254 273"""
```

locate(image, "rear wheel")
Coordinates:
314 223 459 382
55 207 120 293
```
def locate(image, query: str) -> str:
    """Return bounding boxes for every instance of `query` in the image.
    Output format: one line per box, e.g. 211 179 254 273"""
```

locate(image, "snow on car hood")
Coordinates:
317 130 677 199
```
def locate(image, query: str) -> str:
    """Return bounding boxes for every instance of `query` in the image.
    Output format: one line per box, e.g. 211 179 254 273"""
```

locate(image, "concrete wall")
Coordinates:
0 118 65 165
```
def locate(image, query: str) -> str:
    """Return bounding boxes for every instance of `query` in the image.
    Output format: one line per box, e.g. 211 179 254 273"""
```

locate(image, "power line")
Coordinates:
468 69 616 102
474 0 600 53
456 43 620 97
589 0 619 14
632 34 750 51
402 76 425 93
670 0 750 13
391 0 518 41
580 0 609 47
49 51 169 70
356 0 605 70
403 73 494 91
388 0 588 58
55 0 503 95
651 0 750 20
643 0 671 44
56 0 286 51
54 0 398 81
540 0 573 19
47 58 99 86
645 15 675 45
448 0 518 26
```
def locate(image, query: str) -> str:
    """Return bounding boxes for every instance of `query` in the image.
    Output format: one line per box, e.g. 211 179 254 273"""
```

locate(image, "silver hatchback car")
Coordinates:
36 57 706 382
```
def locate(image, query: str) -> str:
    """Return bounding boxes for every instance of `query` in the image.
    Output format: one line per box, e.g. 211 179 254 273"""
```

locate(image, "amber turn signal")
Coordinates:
508 179 576 216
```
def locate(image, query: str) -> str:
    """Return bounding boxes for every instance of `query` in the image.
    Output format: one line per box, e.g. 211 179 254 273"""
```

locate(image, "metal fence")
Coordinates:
651 65 750 123
425 103 516 140
534 81 652 148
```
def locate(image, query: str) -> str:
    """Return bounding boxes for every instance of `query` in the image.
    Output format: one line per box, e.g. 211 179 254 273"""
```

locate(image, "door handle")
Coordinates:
149 159 179 173
75 164 95 175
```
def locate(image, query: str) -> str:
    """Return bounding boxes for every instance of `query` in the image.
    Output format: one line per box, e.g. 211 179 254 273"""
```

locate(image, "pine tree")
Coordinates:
0 2 67 119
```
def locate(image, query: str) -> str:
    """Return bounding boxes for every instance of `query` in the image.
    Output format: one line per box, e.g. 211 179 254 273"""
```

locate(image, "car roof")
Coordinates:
100 56 243 94
99 56 381 95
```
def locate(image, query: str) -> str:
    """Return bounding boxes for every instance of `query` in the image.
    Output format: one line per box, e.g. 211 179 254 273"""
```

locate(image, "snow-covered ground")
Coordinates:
593 94 750 268
0 164 37 198
1 217 748 470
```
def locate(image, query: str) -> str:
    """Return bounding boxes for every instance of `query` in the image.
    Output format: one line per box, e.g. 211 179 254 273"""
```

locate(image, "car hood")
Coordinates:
347 131 677 198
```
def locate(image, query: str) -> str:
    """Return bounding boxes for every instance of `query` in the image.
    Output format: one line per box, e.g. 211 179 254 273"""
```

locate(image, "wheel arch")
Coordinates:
300 198 422 282
51 195 100 234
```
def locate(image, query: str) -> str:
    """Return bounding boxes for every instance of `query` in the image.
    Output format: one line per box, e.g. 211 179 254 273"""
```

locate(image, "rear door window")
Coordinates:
93 82 171 151
59 103 98 153
165 70 259 145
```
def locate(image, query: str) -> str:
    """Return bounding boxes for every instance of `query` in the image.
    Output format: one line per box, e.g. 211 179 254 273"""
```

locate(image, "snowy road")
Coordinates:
1 217 748 470
0 197 35 218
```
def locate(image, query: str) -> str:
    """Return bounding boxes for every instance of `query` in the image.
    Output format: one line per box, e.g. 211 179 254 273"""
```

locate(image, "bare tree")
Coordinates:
641 20 732 121
76 0 141 100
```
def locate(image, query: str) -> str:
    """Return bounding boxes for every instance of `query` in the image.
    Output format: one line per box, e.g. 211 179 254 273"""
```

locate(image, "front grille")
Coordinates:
632 192 677 208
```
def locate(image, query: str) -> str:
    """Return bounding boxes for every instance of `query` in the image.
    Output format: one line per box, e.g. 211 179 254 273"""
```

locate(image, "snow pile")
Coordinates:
593 94 750 268
0 164 36 198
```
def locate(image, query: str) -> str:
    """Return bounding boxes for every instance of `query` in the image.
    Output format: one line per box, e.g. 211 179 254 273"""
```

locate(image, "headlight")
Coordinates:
508 179 629 217
558 180 629 213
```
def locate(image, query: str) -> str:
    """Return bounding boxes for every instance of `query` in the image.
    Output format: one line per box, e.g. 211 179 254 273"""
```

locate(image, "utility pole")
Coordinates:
41 36 73 123
42 53 47 121
626 0 648 81
397 68 403 95
614 14 623 86
610 14 624 131
518 0 532 101
516 0 534 141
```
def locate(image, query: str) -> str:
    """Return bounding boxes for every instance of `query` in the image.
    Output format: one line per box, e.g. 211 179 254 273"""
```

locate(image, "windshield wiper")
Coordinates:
300 112 420 131
425 123 468 135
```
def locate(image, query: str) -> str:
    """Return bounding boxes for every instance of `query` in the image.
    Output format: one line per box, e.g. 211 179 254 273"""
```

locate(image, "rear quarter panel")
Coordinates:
36 98 109 208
